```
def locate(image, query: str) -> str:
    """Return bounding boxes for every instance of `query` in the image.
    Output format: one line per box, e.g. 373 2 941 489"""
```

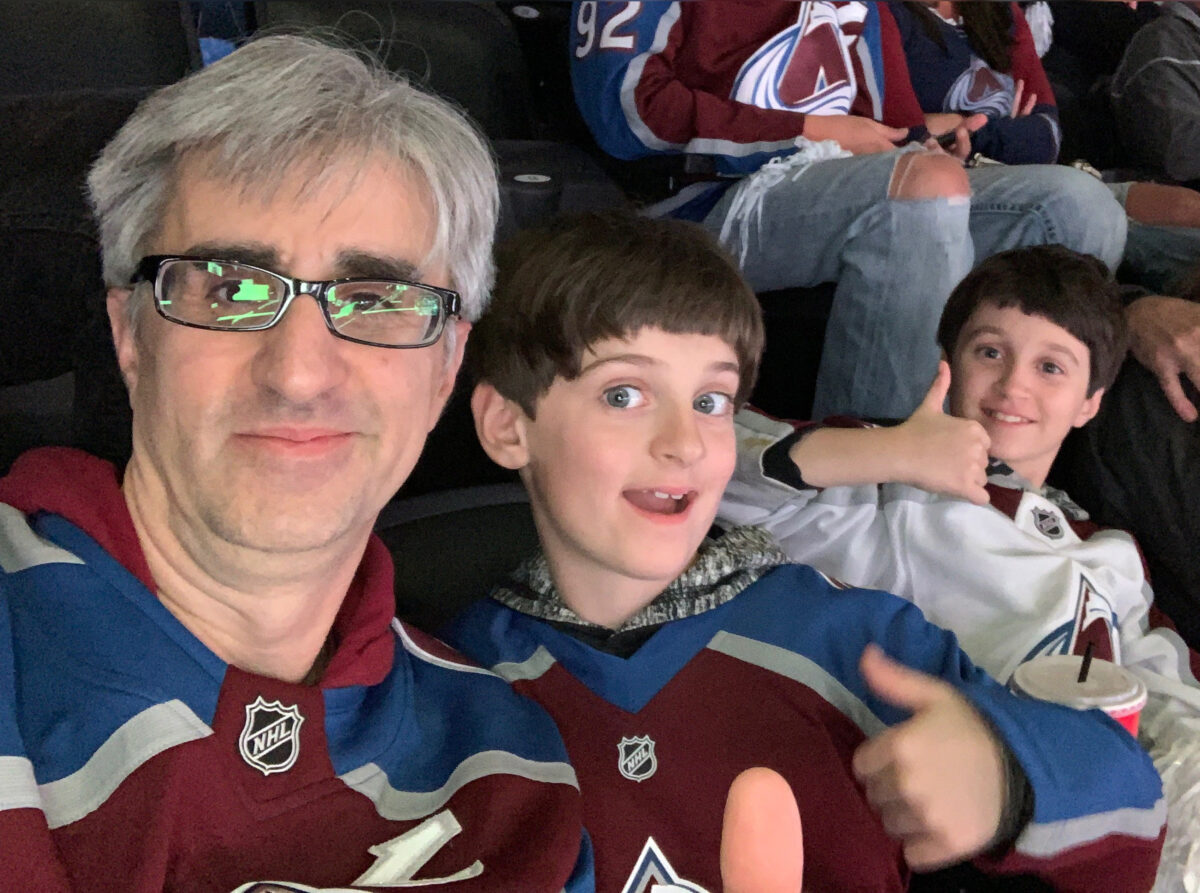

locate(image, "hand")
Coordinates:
1126 296 1200 422
1010 79 1037 118
893 361 991 504
801 114 908 155
923 113 987 162
720 768 804 893
852 645 1007 871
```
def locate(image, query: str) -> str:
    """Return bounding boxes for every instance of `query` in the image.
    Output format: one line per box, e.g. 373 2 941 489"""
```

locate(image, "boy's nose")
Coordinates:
996 361 1030 395
651 404 705 465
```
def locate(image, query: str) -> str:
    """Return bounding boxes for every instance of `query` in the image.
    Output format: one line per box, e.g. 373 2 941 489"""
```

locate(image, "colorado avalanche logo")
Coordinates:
1032 506 1064 540
618 735 658 782
1019 572 1119 667
620 837 710 893
944 55 1014 117
239 695 304 775
731 1 868 115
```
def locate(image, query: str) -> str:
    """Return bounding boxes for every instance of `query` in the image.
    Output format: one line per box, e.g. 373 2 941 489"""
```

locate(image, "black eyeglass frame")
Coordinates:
130 254 462 349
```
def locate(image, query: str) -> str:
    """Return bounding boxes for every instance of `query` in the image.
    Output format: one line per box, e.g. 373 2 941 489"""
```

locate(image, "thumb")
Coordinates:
860 643 946 713
918 360 952 414
964 113 988 132
721 768 804 893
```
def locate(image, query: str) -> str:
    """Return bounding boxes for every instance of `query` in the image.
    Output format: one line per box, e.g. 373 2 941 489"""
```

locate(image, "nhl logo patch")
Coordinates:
1032 506 1064 540
618 735 658 782
239 695 304 776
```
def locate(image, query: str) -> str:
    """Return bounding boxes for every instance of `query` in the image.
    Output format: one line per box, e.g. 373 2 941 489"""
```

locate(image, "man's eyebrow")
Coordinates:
334 252 421 281
177 246 421 282
185 242 278 268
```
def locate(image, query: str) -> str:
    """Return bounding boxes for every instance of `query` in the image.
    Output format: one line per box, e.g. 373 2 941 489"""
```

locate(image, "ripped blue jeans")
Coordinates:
704 150 1127 419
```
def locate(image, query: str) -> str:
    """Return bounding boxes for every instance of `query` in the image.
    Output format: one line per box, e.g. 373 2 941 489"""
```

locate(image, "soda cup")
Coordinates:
1010 655 1147 737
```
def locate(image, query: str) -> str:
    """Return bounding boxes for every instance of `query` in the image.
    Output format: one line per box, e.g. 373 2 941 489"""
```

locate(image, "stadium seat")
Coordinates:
0 1 199 95
252 0 537 140
375 482 537 632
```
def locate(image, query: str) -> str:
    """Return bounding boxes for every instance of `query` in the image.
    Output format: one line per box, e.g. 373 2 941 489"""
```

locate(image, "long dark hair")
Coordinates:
903 2 1016 73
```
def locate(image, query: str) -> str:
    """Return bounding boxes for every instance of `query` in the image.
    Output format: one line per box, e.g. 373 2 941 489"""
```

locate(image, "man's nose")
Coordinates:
251 294 348 402
650 403 705 466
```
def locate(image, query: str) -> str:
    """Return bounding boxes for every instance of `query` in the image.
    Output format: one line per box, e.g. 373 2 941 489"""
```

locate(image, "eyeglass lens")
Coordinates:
157 259 444 346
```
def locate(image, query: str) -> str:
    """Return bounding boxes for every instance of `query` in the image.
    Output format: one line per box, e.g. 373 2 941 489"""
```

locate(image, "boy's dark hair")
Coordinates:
469 210 765 417
936 244 1127 395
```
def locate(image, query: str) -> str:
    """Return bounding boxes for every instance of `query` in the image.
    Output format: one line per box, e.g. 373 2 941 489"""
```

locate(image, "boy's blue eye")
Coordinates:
694 392 733 415
1041 361 1063 375
977 345 1001 360
603 385 644 409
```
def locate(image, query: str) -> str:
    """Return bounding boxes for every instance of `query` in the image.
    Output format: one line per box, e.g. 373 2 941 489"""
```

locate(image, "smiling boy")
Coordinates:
443 215 1164 893
721 244 1200 886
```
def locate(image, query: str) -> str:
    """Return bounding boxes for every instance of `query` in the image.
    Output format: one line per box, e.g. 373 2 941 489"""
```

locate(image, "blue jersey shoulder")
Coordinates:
2 511 223 782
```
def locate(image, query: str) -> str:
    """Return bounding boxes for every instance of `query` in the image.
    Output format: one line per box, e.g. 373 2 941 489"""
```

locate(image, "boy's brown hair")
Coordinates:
936 244 1128 395
469 210 765 417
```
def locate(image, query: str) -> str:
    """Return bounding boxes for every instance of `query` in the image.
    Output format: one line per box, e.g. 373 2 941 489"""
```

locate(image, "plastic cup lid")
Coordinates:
1011 655 1147 711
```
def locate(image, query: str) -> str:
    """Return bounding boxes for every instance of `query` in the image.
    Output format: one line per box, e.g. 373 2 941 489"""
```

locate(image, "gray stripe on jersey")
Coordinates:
1017 798 1168 857
40 699 212 829
0 755 40 811
0 504 85 573
618 2 683 153
492 645 556 683
706 631 886 736
340 750 579 821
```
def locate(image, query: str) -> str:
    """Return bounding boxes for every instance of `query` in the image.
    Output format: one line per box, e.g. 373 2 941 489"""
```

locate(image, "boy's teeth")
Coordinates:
989 410 1025 423
654 491 684 500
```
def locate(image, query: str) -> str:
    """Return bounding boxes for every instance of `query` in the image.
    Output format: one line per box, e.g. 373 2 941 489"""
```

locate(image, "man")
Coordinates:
0 35 590 892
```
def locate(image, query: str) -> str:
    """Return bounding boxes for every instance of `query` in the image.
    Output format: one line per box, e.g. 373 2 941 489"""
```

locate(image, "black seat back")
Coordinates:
0 1 199 95
253 0 537 139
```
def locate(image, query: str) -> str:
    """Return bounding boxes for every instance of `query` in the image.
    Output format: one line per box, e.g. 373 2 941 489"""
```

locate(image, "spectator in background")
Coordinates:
571 0 1127 421
893 0 1200 295
1111 1 1200 188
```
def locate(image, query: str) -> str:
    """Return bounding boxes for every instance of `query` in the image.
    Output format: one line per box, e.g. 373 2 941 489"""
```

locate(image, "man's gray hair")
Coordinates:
87 33 498 323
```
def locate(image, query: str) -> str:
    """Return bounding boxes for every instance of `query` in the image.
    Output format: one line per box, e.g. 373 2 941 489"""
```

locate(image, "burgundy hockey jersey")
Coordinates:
0 448 592 892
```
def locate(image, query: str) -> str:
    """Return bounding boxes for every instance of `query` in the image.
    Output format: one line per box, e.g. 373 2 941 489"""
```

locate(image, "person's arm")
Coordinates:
788 361 991 503
846 591 1165 889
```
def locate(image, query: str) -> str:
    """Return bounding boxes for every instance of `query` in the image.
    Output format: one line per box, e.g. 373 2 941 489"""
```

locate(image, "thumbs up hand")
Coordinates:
894 361 991 505
852 645 1007 871
720 768 804 893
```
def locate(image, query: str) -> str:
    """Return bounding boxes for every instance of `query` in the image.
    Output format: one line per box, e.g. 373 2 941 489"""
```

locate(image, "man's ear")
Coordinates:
1073 387 1105 428
106 287 140 394
471 381 531 471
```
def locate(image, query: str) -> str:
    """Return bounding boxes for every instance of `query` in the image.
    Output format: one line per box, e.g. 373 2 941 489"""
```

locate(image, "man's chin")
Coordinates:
199 482 377 556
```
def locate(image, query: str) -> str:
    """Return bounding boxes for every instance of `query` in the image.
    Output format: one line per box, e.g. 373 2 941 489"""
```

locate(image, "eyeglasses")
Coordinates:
130 255 461 349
